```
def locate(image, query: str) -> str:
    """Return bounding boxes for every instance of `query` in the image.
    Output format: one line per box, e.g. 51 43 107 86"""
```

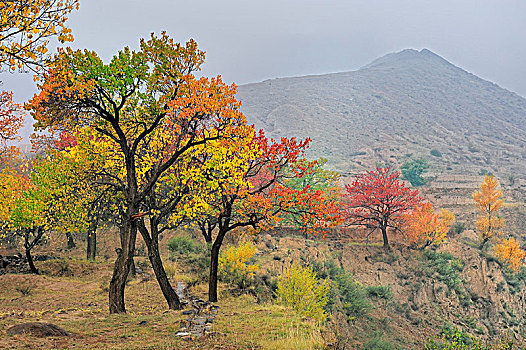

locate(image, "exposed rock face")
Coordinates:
7 322 71 337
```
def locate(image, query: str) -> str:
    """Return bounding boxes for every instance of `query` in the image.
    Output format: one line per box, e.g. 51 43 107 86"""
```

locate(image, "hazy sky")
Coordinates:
2 0 526 135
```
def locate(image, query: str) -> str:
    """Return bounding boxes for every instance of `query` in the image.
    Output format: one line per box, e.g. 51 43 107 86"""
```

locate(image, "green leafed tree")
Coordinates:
401 157 429 187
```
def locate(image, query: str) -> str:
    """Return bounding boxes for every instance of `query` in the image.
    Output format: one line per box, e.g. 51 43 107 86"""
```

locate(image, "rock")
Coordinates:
182 310 195 315
0 258 10 269
7 322 71 337
175 332 191 337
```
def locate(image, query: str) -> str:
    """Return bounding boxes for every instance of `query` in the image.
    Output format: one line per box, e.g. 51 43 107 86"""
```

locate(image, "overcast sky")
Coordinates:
2 0 526 136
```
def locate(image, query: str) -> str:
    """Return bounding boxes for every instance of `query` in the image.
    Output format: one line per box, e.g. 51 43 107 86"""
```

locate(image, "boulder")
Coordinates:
7 322 71 337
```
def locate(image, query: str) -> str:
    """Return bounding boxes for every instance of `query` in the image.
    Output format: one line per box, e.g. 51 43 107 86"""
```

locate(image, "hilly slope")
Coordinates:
237 49 526 181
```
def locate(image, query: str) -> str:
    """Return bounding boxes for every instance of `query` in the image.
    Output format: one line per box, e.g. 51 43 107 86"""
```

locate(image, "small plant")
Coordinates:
16 285 33 296
275 263 330 321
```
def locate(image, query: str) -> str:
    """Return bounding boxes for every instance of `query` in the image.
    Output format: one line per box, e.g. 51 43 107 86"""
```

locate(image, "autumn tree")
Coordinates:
28 33 251 313
403 202 455 249
279 158 343 237
345 167 422 248
0 0 78 163
494 237 526 272
0 0 78 72
193 131 342 302
473 175 504 249
0 91 23 163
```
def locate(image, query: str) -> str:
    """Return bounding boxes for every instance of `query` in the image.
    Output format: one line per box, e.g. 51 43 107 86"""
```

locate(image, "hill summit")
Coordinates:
237 48 526 180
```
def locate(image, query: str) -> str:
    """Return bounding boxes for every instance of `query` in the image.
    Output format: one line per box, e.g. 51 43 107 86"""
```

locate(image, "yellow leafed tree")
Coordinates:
473 175 504 248
494 238 526 272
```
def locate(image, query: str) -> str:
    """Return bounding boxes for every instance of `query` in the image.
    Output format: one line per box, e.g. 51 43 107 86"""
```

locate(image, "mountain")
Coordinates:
237 49 526 181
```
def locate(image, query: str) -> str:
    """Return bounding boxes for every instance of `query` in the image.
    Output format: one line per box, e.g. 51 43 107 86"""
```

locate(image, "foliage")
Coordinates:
218 241 259 289
365 285 393 300
0 91 23 162
494 238 526 272
279 158 344 236
27 31 256 312
425 325 523 350
473 175 504 248
401 157 429 187
345 167 423 247
362 331 401 350
309 258 370 320
167 235 201 256
0 0 78 72
403 202 454 249
430 149 442 157
275 263 330 322
422 250 467 303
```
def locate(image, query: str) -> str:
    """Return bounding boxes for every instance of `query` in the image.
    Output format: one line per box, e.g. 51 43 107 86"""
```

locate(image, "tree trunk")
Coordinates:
138 220 182 310
209 228 227 302
24 227 43 274
108 220 137 314
25 245 38 274
147 240 181 309
381 225 389 248
66 232 76 250
86 218 98 261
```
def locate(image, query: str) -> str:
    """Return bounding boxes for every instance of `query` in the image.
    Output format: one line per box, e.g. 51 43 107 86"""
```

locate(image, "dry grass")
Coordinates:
0 233 330 350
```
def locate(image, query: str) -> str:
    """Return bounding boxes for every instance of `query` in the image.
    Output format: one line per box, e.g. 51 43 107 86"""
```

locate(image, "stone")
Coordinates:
7 323 70 337
182 310 195 315
175 332 191 337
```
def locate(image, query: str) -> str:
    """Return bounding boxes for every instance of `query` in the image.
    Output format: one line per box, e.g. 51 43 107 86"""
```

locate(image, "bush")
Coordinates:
167 235 200 256
218 242 259 289
366 285 393 300
449 222 466 236
309 259 370 320
421 250 472 306
362 331 400 350
168 236 209 279
430 149 442 157
275 263 330 321
425 325 523 349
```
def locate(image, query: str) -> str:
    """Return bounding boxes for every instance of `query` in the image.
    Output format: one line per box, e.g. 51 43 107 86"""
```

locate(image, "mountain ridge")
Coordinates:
237 48 526 183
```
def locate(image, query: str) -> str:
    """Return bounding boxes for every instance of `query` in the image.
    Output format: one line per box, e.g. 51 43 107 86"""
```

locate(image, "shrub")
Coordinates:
362 331 400 350
366 285 393 300
430 149 442 157
218 242 259 289
168 236 210 279
167 235 200 256
275 263 330 321
309 259 370 320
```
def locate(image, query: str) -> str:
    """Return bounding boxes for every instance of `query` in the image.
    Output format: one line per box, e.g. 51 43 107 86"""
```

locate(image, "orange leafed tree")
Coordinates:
473 175 504 249
403 202 455 249
494 238 526 272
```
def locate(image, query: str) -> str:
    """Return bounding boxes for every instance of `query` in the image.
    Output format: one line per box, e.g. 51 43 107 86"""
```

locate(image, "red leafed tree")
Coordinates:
0 91 23 162
345 167 422 248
